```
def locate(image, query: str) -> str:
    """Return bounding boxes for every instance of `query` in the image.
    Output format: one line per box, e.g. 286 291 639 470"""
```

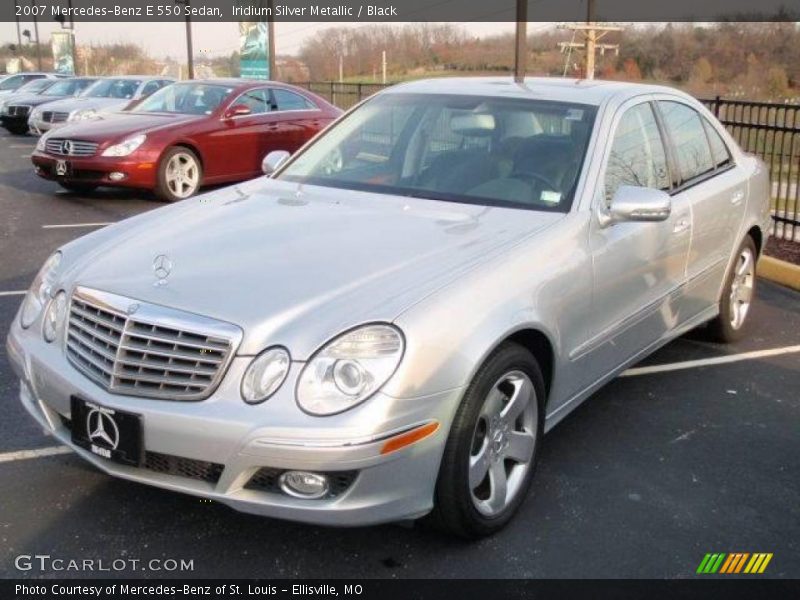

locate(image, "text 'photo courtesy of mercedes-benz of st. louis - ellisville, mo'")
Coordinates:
0 0 798 598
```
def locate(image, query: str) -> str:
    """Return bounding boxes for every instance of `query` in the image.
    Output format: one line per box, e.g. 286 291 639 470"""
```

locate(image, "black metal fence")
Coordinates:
701 96 800 242
297 82 800 242
299 81 390 110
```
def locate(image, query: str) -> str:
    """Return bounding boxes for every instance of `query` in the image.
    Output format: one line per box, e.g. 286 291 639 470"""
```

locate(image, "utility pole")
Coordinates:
31 0 42 70
514 0 527 83
267 0 276 79
381 50 386 84
174 0 194 79
558 1 621 80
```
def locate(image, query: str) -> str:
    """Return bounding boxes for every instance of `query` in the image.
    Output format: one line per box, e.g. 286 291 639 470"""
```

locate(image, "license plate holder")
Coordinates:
55 159 70 177
70 396 143 466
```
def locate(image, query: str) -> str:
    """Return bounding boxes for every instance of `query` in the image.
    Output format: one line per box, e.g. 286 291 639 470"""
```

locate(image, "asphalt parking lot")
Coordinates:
0 130 797 579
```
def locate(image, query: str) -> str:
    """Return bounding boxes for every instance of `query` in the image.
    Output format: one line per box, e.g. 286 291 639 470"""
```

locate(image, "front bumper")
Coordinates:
6 313 461 526
31 151 157 190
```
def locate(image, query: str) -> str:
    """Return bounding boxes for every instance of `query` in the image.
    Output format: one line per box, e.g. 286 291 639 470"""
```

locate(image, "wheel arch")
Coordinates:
161 141 206 174
747 224 763 257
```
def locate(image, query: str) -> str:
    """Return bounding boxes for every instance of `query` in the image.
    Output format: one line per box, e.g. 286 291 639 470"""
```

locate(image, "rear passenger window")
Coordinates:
272 89 316 111
703 119 732 168
659 101 714 183
604 103 670 201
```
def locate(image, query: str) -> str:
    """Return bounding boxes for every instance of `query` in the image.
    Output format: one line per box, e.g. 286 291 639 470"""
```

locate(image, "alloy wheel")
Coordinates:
729 246 755 330
469 370 537 517
165 152 200 199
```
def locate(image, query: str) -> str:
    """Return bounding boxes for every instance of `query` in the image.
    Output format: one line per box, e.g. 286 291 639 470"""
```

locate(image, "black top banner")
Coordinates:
4 0 800 23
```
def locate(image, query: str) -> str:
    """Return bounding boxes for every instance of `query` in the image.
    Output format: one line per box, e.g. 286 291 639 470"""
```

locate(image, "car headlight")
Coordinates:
241 347 291 404
101 134 146 157
43 290 68 343
20 252 62 329
297 324 404 416
35 132 49 152
69 108 97 122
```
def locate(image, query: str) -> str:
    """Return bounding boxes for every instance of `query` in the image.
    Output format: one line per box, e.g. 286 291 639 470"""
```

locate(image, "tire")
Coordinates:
156 146 202 202
706 236 758 343
57 182 97 195
428 342 545 539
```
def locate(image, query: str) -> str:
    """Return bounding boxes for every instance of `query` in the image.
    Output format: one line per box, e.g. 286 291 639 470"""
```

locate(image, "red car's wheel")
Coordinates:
156 146 202 202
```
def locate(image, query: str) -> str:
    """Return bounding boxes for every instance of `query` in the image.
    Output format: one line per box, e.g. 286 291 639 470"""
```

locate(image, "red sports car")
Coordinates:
31 79 341 201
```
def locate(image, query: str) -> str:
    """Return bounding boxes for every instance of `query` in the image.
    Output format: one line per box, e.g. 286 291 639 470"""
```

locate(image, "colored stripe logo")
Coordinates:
697 553 773 574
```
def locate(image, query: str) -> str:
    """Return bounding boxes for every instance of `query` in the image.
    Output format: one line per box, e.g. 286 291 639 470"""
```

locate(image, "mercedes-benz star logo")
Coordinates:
86 408 120 450
152 254 172 287
61 140 73 155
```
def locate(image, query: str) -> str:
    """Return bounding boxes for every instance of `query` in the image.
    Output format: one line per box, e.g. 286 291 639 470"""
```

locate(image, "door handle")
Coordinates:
672 217 690 234
731 190 745 205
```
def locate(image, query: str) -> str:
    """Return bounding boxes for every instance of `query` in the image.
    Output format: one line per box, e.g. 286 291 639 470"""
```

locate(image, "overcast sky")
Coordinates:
0 21 518 59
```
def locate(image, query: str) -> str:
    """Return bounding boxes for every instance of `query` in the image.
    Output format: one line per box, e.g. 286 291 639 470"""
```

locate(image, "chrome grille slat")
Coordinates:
65 289 239 401
45 138 99 157
118 342 224 365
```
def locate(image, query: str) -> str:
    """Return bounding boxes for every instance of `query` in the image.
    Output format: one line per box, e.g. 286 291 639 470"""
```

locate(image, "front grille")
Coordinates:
65 288 240 401
41 110 69 123
144 451 224 484
245 468 358 498
45 138 99 157
7 105 30 117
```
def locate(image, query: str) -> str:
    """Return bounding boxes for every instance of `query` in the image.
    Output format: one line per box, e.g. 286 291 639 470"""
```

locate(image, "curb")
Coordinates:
758 255 800 291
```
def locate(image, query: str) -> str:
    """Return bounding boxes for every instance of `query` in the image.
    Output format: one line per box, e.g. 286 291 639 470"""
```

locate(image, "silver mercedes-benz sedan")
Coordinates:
7 78 770 538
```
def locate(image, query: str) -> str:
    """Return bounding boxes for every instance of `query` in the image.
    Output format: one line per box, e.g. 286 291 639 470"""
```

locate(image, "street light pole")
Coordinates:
14 1 23 49
514 0 527 83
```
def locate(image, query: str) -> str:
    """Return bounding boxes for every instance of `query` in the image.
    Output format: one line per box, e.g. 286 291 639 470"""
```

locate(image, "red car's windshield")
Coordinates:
132 83 234 116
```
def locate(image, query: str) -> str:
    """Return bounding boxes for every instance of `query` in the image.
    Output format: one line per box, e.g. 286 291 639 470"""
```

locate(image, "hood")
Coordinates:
37 96 131 116
23 94 73 108
61 180 561 357
48 112 204 142
2 92 45 106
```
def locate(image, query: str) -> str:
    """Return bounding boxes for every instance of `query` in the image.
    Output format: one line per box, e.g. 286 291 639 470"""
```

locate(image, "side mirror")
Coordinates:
598 185 671 228
225 104 252 119
262 150 290 176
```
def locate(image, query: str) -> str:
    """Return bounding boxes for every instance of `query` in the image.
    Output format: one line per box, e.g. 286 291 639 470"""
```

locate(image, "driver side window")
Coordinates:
604 103 670 203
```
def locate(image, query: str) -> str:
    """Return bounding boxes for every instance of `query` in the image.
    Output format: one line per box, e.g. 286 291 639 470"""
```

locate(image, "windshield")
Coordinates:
84 79 142 99
278 93 596 212
0 75 25 91
42 78 95 96
132 83 232 115
15 79 54 94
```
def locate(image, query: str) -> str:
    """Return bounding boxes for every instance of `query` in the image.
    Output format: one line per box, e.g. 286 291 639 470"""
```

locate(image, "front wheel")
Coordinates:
156 146 202 202
429 342 545 538
706 236 758 343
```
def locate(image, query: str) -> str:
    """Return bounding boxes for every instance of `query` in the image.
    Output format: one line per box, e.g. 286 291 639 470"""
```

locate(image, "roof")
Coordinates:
388 77 692 106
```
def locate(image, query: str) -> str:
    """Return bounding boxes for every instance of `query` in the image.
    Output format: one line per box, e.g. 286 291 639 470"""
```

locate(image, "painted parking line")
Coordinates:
0 290 26 297
41 222 114 230
622 345 800 377
0 445 72 464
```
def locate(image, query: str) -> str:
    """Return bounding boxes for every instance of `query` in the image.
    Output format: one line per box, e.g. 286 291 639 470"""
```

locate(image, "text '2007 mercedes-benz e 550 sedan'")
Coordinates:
7 78 770 538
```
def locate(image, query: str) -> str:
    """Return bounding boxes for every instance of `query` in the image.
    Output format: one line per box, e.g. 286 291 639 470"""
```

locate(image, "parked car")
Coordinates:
27 76 173 134
2 77 98 135
30 79 341 200
0 72 63 100
7 78 770 538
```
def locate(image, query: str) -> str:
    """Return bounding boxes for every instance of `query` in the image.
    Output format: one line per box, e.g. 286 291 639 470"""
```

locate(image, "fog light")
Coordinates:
278 471 329 499
108 172 126 181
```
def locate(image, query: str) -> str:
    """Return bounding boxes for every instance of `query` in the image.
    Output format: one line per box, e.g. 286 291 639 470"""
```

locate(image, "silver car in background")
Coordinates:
7 78 770 538
28 76 174 134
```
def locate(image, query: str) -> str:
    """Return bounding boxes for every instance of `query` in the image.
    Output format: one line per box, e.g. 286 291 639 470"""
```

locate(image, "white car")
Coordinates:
28 76 174 134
